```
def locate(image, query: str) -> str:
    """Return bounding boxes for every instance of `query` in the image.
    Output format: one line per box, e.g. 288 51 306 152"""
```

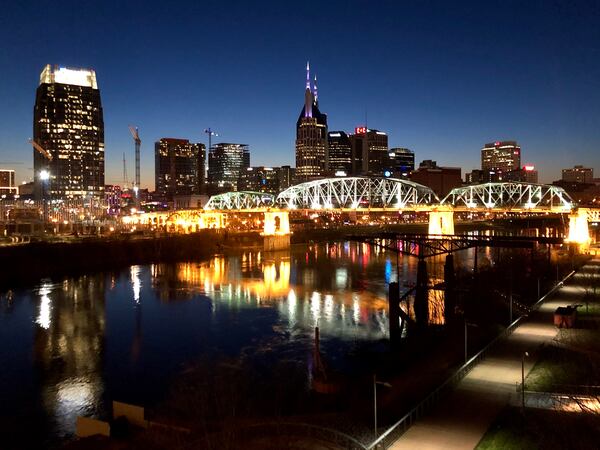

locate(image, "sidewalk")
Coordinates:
388 260 595 450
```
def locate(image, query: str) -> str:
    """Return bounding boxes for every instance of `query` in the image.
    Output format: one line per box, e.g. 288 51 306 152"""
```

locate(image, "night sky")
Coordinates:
1 0 599 188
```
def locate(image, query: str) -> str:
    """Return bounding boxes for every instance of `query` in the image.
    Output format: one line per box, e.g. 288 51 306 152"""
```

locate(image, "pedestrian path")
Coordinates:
388 260 595 450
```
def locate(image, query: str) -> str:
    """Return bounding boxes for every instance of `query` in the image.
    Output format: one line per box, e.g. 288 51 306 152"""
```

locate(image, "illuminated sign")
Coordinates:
524 165 535 171
355 127 367 135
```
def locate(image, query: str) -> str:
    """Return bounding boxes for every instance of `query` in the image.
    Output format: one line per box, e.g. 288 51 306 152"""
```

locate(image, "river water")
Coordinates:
0 241 486 448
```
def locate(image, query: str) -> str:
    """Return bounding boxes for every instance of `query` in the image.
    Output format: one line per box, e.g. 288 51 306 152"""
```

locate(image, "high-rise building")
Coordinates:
327 131 352 175
349 127 389 175
295 63 328 180
387 148 415 178
33 65 105 198
481 141 521 173
208 143 250 192
238 167 279 193
0 170 17 195
275 165 295 190
154 138 206 200
562 165 593 184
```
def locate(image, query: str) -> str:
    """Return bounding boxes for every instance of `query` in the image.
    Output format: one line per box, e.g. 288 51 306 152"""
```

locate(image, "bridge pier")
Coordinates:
388 282 401 344
263 211 291 251
415 257 428 328
567 208 591 249
444 254 456 325
428 208 454 236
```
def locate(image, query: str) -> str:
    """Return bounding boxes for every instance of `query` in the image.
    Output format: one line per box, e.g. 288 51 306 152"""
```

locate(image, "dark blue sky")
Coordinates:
1 0 599 187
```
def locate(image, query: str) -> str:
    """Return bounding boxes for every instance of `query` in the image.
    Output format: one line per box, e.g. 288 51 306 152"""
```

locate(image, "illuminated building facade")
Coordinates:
238 166 279 193
295 63 328 180
104 184 122 215
33 65 105 199
349 127 389 175
481 141 521 173
0 169 17 195
562 165 593 184
387 148 415 178
208 143 250 193
275 165 295 190
155 138 206 200
327 131 352 175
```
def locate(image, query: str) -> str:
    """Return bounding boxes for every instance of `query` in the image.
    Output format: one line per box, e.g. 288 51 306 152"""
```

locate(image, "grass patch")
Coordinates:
477 406 600 450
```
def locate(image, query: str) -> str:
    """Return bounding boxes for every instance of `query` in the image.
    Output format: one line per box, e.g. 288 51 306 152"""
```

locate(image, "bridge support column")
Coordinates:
415 258 428 328
444 254 456 326
388 282 401 344
566 208 590 250
428 208 454 236
263 211 291 251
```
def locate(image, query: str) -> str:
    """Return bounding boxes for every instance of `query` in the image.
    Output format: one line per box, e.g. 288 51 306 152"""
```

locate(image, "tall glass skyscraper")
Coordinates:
208 143 250 193
33 65 104 198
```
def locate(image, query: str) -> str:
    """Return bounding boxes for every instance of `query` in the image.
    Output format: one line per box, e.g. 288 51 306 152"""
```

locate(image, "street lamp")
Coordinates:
521 351 529 412
373 374 392 439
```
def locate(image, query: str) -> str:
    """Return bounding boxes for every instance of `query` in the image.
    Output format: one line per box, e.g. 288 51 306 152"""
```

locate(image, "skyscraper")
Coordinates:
349 127 388 175
33 65 105 198
208 143 250 192
238 167 279 193
154 138 206 199
562 165 594 184
481 141 521 173
327 131 352 175
295 63 328 180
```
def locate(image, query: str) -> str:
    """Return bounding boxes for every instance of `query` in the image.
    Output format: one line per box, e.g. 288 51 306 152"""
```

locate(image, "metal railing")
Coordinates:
365 269 576 449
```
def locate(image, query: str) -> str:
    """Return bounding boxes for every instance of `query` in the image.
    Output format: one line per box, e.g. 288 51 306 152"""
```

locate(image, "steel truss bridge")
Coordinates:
351 233 565 259
205 178 575 213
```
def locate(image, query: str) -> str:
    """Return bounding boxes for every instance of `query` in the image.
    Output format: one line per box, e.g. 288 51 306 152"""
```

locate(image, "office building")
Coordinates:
562 165 593 184
238 167 279 193
481 141 521 173
33 65 105 198
208 143 250 192
295 63 328 180
410 160 462 198
275 165 295 190
0 170 17 195
349 127 388 175
387 148 415 178
327 131 352 175
155 138 206 200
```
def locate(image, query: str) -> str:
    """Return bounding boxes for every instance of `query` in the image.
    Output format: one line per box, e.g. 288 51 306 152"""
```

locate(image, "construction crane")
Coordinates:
28 139 53 161
128 126 141 190
122 153 129 189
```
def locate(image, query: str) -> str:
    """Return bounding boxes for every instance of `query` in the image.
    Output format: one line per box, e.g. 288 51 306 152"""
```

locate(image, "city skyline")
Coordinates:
1 1 600 188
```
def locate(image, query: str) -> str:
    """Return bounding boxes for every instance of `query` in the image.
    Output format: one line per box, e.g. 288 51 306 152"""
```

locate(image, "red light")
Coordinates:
355 126 367 135
494 141 501 146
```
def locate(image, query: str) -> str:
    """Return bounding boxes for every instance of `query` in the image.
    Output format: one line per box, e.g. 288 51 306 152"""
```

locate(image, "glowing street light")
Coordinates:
39 170 50 181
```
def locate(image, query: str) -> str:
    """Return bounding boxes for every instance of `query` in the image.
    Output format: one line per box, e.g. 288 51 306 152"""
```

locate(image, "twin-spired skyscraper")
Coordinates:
295 62 328 180
33 65 105 199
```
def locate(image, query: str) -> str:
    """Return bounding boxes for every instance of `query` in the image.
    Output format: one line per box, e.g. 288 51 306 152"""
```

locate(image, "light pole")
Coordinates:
464 319 478 363
373 374 392 439
521 351 529 412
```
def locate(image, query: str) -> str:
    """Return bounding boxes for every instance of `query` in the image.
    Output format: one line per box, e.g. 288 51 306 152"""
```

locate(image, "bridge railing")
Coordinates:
365 270 576 450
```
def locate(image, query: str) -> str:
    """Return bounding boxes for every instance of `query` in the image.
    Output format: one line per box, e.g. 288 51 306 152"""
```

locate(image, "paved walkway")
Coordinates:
389 259 597 450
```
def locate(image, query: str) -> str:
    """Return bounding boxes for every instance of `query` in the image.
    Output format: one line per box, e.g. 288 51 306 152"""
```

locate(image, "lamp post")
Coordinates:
373 374 392 439
521 351 529 412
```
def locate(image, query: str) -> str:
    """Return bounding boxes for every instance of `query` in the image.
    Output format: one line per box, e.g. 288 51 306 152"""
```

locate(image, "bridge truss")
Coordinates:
441 182 573 211
276 177 438 210
205 191 275 210
352 233 564 258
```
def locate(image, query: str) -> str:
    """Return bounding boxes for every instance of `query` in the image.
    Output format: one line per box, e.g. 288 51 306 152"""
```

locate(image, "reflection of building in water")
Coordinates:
151 247 391 340
33 275 106 436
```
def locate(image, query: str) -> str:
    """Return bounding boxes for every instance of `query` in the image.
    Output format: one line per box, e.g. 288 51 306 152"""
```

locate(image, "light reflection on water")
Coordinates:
0 241 480 447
